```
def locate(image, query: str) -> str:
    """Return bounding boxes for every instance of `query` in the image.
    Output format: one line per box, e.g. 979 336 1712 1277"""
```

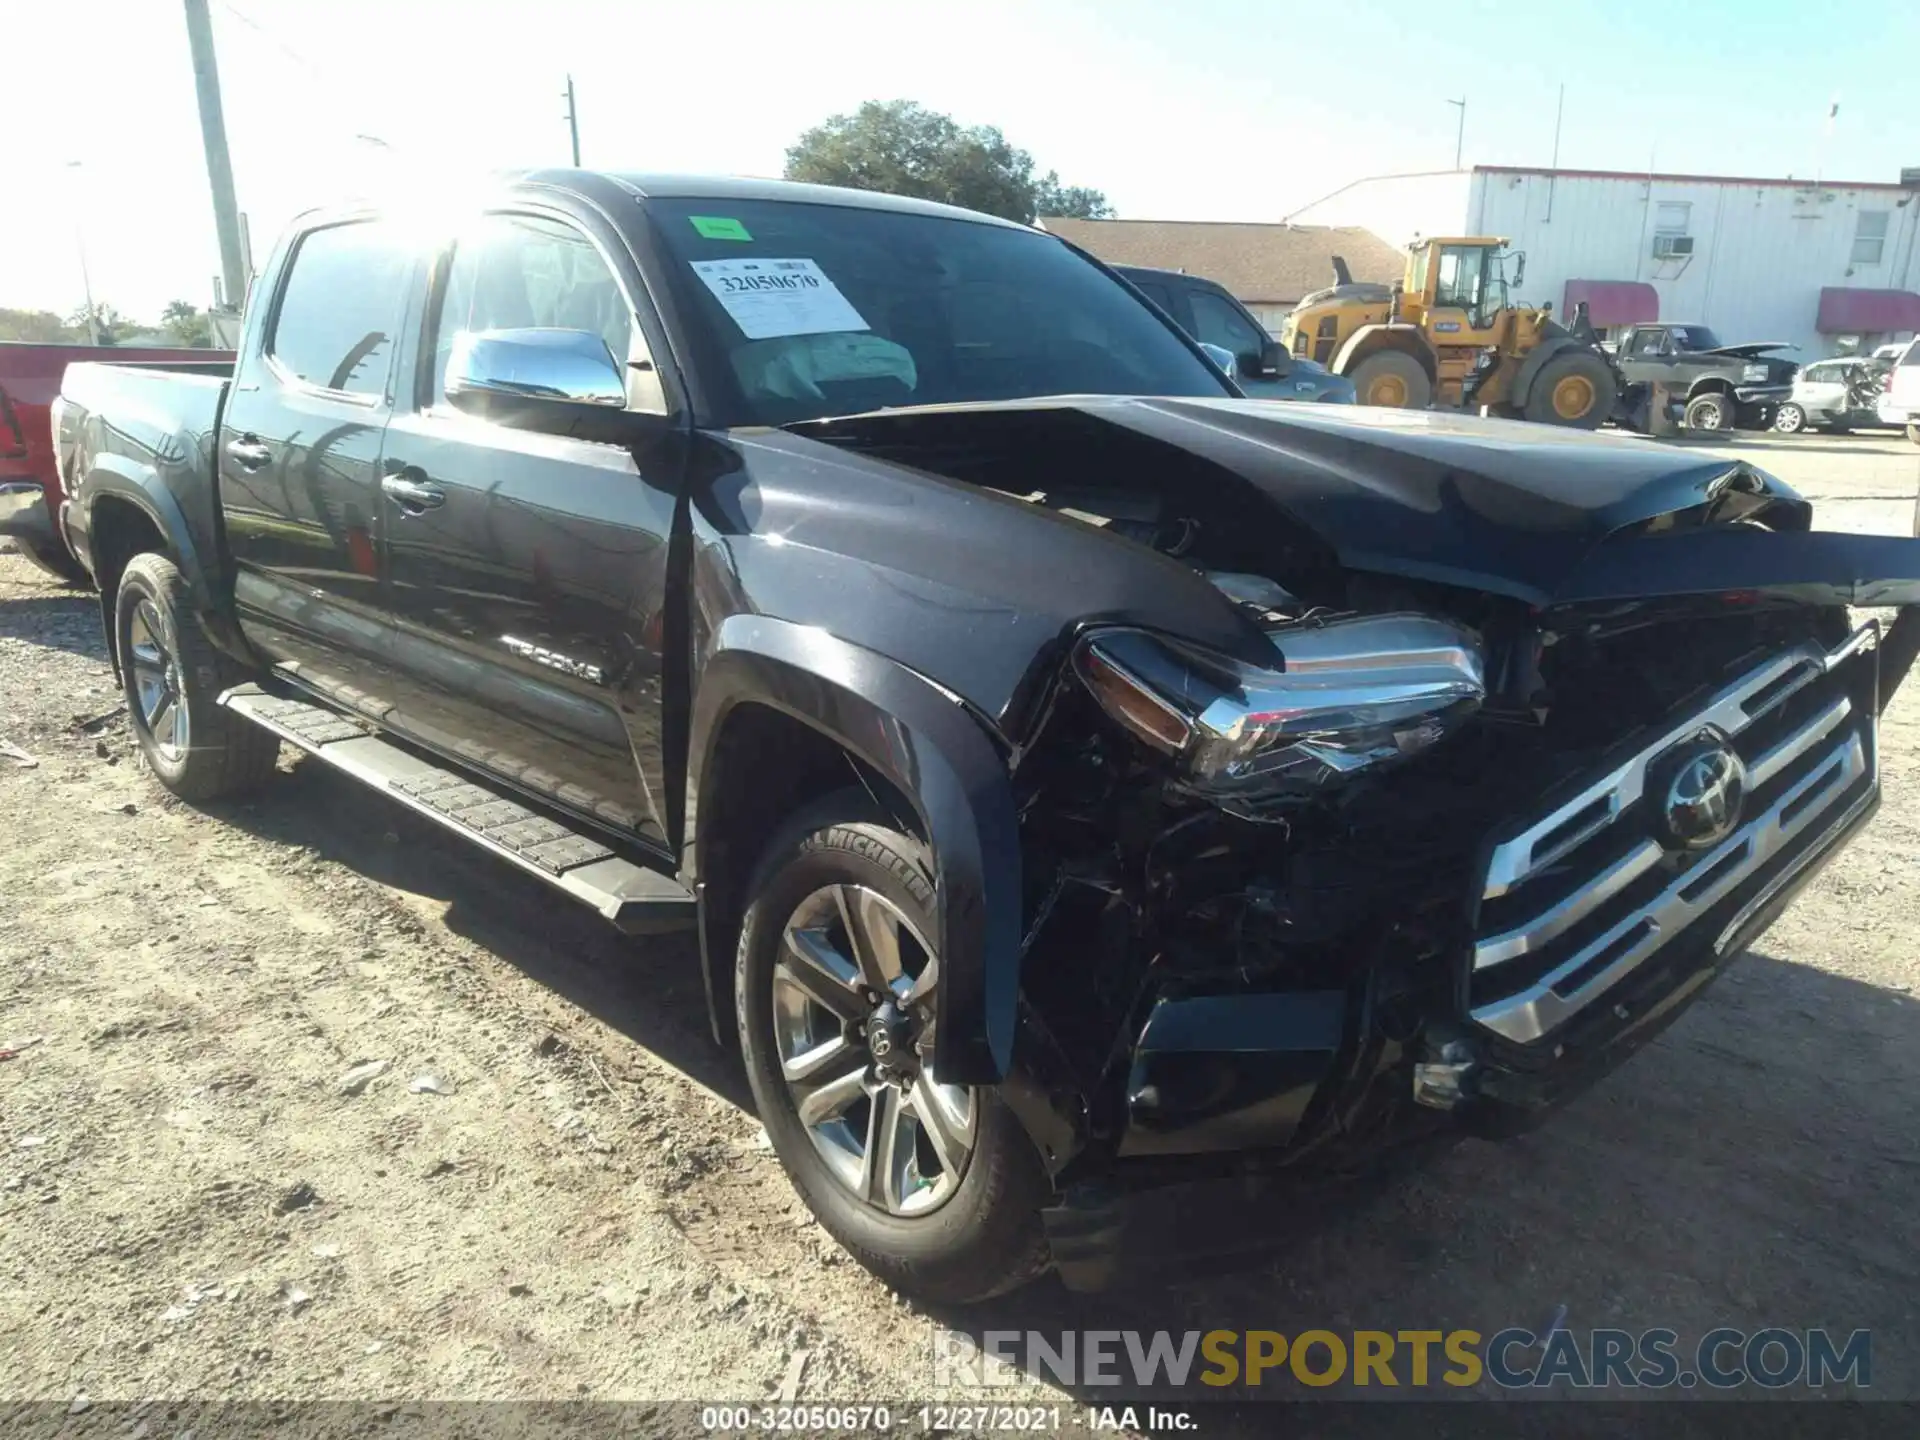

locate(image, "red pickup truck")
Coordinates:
2 342 232 582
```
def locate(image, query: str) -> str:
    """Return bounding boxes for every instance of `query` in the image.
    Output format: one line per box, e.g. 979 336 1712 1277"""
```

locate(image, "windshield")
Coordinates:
647 198 1230 426
1672 325 1723 352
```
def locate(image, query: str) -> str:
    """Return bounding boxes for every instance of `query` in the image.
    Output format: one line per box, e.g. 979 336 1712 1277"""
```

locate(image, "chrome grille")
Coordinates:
1470 626 1880 1046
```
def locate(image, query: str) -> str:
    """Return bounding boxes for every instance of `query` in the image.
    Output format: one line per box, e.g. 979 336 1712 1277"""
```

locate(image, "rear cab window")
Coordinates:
268 220 413 397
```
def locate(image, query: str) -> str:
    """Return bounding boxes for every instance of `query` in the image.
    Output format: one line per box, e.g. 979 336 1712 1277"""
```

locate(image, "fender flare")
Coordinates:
686 614 1022 1086
1332 324 1437 383
79 458 219 610
79 460 228 679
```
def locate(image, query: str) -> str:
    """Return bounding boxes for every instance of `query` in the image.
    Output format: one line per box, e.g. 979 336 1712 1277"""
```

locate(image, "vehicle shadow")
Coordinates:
202 752 1919 1407
0 587 106 661
941 947 1920 1406
203 754 753 1108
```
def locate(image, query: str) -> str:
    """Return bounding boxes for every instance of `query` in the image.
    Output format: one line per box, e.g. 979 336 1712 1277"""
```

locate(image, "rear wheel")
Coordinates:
1522 350 1616 428
1684 391 1735 432
114 553 280 801
735 791 1051 1303
1348 350 1432 409
12 534 91 587
1772 403 1806 434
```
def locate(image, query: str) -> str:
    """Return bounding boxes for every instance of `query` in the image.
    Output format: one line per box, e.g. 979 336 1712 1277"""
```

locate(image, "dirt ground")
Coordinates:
2 432 1917 1419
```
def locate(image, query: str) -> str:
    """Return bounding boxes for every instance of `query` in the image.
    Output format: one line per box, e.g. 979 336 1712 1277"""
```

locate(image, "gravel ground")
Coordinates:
1 433 1917 1421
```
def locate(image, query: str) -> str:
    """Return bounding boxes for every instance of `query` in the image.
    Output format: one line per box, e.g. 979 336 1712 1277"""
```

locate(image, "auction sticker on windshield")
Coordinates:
690 258 869 340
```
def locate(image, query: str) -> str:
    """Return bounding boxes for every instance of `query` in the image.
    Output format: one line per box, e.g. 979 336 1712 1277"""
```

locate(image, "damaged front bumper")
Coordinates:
1044 618 1903 1229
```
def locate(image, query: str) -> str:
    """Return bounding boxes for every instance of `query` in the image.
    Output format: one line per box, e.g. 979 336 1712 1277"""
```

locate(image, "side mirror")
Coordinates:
445 327 636 439
1239 340 1291 379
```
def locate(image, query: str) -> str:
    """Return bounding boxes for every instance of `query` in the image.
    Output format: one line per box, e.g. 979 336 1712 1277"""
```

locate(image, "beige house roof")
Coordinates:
1039 217 1405 305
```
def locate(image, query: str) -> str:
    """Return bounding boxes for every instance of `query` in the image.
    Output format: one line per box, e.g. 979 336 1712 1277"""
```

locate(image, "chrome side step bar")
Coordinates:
218 684 695 935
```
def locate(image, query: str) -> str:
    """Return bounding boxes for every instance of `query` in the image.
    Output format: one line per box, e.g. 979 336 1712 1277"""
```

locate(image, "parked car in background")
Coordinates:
1773 356 1897 434
1114 263 1355 402
1611 323 1797 432
1 342 232 582
1878 336 1920 445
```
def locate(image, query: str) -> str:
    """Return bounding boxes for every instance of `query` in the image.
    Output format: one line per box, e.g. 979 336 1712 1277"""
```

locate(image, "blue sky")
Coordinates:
7 0 1916 320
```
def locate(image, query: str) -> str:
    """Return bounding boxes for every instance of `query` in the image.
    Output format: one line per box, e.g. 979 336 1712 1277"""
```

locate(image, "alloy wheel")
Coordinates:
772 883 975 1217
127 601 189 761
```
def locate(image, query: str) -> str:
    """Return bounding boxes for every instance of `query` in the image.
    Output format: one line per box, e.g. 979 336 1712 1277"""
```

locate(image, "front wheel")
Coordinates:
1772 402 1806 434
1347 350 1433 410
734 792 1051 1303
115 553 280 801
1684 391 1735 432
1522 350 1616 428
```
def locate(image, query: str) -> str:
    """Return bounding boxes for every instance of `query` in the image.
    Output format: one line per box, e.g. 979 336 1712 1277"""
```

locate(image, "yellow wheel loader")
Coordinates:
1277 237 1620 428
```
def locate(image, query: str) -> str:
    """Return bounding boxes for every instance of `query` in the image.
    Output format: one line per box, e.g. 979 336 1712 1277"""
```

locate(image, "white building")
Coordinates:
1289 165 1920 357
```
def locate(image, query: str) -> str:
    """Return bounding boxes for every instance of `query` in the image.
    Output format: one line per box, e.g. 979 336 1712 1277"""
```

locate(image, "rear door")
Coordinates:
374 207 680 849
220 218 417 698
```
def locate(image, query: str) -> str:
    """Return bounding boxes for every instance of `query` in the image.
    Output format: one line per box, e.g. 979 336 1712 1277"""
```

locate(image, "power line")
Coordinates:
215 0 327 78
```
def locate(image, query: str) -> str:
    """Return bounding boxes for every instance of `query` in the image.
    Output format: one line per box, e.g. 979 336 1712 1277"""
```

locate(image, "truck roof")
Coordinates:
520 169 1033 231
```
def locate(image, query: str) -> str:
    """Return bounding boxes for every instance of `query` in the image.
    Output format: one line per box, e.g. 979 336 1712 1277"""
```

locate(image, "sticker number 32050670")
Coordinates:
689 257 870 340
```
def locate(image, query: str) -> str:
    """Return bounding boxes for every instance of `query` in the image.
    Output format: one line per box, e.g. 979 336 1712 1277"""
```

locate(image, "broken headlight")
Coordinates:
1073 613 1485 805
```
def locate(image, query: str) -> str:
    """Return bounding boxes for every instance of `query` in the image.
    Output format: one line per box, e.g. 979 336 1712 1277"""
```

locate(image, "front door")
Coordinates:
1427 244 1505 397
376 209 679 849
220 217 416 699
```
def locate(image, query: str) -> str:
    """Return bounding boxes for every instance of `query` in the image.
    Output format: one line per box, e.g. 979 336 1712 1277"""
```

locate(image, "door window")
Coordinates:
1188 289 1267 357
1632 330 1668 357
1129 278 1176 313
431 213 635 403
268 221 412 396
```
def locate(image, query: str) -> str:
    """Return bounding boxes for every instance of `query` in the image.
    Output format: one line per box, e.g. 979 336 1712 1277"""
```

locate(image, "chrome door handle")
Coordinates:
225 434 271 470
381 472 445 512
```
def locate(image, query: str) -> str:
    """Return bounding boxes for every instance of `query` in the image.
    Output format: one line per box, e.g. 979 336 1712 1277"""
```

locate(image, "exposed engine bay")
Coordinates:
795 399 1915 1196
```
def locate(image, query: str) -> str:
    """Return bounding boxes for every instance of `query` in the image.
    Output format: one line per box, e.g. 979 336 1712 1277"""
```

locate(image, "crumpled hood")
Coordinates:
787 395 1920 614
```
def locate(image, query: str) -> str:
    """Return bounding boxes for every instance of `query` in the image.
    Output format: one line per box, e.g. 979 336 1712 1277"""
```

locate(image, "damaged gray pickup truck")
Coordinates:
53 173 1920 1303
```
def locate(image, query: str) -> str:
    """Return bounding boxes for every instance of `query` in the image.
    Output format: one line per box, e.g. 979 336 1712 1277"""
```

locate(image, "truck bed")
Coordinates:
56 360 235 590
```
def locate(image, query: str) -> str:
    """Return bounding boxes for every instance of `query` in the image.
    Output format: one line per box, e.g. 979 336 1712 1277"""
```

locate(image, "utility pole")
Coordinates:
182 0 248 316
64 161 100 345
1447 97 1467 169
564 75 581 166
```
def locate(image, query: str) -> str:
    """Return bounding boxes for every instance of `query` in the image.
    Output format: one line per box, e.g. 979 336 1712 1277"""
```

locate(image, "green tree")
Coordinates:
784 100 1112 225
66 302 137 347
1033 173 1115 221
160 300 215 348
0 308 80 343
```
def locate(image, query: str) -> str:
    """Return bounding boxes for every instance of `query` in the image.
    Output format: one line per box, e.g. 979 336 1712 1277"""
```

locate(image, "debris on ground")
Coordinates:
409 1074 452 1095
0 1036 46 1062
339 1059 390 1096
280 1281 312 1313
273 1181 320 1214
0 741 38 768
